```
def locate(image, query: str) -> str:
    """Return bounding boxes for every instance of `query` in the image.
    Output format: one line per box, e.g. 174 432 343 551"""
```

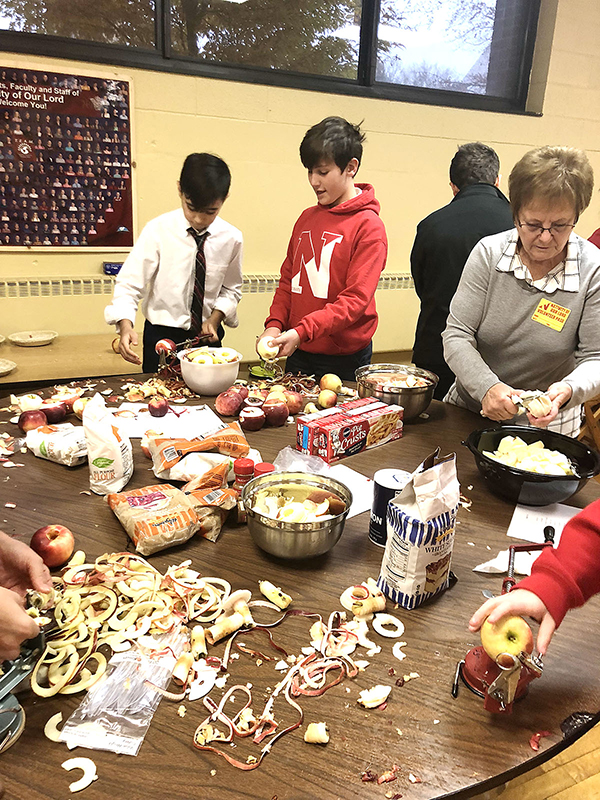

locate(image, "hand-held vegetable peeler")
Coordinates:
0 631 45 753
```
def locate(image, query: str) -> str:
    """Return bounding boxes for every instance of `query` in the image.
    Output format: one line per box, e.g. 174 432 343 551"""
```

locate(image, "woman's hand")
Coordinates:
0 586 40 661
468 589 557 656
527 381 572 428
0 531 52 596
481 382 520 421
270 329 301 358
117 319 141 365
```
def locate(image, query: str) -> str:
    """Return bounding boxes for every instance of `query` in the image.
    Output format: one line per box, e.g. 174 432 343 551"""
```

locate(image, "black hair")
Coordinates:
299 117 365 172
449 142 500 190
179 153 231 209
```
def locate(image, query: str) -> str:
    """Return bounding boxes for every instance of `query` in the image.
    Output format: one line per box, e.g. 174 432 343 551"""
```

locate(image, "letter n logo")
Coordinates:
291 230 343 298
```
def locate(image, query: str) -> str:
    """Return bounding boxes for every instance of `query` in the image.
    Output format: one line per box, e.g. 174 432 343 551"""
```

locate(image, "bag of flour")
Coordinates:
377 448 460 609
83 393 133 495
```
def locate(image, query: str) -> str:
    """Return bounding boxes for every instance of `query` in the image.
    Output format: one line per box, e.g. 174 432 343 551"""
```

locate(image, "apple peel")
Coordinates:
62 756 98 793
372 613 405 638
44 711 64 742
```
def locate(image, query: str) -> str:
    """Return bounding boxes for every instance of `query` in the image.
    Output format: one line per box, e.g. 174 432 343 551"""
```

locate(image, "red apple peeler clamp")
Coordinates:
452 526 555 713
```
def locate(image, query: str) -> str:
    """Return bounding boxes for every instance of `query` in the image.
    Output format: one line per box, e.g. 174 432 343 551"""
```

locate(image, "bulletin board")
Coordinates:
0 66 133 248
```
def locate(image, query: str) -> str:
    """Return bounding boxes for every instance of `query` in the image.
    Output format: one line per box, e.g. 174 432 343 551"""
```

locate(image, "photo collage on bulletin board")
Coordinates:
0 67 133 248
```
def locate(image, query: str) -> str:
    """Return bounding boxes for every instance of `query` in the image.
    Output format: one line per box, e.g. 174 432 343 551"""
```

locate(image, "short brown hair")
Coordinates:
509 146 594 222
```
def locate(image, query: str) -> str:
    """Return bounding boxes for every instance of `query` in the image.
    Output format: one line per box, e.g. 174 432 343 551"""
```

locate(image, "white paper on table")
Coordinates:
473 549 541 576
505 502 580 547
328 464 373 519
110 403 227 439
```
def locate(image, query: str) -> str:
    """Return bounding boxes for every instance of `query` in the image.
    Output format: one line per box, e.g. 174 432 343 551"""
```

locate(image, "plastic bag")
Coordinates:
273 445 329 475
60 627 186 756
83 393 134 495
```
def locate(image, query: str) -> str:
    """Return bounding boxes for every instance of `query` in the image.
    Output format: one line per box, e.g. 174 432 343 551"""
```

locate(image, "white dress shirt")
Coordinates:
104 208 243 330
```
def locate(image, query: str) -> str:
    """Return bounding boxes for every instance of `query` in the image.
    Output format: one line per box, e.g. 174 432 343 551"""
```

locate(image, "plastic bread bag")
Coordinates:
182 463 238 542
60 626 187 756
158 447 263 483
26 422 87 467
149 421 250 477
83 393 133 495
106 483 200 556
378 448 460 609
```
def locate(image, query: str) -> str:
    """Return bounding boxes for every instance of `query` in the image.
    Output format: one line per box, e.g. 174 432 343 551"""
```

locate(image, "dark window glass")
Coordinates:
170 0 360 79
0 1 156 49
376 0 533 100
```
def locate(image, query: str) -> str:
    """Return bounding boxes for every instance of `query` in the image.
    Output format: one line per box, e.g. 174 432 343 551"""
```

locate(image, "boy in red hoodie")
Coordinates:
469 498 600 655
257 117 388 381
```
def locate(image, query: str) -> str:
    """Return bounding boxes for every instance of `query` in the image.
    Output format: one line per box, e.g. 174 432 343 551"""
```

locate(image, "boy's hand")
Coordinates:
0 586 40 661
271 329 301 358
201 310 225 343
468 589 557 656
117 319 141 365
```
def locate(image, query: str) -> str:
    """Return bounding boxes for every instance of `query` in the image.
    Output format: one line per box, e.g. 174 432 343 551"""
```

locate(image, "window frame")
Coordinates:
0 0 542 115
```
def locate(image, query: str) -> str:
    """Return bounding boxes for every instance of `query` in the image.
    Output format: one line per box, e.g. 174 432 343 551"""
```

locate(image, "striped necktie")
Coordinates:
188 227 209 335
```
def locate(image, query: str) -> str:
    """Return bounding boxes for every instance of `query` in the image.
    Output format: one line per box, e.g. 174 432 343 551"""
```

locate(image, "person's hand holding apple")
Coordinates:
469 589 557 656
0 586 41 660
0 530 52 596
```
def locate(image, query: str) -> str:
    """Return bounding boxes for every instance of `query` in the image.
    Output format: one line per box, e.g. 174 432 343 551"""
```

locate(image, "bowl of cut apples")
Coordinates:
179 346 242 395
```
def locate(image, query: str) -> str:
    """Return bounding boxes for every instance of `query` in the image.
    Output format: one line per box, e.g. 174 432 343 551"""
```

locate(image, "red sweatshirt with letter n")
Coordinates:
265 183 387 355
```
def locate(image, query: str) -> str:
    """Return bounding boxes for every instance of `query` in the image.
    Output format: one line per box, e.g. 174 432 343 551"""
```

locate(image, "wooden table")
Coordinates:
1 378 599 800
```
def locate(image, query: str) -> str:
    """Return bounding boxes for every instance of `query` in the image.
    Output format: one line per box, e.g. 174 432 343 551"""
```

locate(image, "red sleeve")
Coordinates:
517 499 600 627
294 234 387 344
589 228 600 249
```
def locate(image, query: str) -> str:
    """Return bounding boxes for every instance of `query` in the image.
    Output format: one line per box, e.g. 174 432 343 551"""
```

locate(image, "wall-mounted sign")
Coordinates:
0 67 133 248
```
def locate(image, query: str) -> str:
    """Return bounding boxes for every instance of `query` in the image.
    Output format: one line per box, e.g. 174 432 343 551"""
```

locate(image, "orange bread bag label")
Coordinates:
149 422 250 473
106 483 200 556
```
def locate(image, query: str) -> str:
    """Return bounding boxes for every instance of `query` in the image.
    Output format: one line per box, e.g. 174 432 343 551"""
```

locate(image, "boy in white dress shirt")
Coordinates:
105 153 243 372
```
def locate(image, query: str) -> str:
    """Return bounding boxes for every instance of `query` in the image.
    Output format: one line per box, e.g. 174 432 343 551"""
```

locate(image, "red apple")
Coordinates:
30 524 75 568
319 373 342 393
41 400 68 424
239 406 266 431
215 390 244 417
50 387 83 412
230 384 249 400
18 409 48 433
283 390 304 415
318 389 337 409
73 397 91 420
243 395 265 409
148 396 170 417
155 338 176 354
263 398 289 427
480 615 534 667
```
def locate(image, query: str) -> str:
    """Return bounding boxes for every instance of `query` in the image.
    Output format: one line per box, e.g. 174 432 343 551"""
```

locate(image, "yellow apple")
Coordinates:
480 614 534 667
257 337 279 360
319 373 342 393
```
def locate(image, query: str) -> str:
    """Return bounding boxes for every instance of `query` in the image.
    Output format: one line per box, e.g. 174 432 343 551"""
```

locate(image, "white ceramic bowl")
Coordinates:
178 347 242 395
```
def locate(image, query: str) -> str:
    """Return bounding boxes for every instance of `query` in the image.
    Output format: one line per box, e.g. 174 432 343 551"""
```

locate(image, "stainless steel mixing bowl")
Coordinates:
241 471 353 559
355 363 438 421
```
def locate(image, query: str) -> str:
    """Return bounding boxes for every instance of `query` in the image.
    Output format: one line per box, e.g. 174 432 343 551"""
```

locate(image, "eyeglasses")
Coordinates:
517 221 575 236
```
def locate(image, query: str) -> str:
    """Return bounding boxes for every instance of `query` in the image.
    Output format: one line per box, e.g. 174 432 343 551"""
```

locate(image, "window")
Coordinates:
0 0 541 112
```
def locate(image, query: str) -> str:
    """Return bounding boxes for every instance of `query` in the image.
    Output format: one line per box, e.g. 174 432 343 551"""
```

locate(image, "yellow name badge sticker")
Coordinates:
531 299 571 331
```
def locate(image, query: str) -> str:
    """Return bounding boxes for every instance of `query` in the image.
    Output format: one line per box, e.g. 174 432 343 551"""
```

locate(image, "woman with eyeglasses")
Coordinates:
442 146 599 436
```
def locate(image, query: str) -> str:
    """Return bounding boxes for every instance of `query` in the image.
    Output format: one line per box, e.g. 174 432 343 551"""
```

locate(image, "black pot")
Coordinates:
464 425 600 506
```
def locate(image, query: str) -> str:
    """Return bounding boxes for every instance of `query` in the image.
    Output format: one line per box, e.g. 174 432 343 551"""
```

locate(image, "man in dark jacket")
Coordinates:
411 142 513 399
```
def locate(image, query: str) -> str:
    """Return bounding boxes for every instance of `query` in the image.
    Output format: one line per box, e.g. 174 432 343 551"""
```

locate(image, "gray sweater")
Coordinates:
442 230 600 412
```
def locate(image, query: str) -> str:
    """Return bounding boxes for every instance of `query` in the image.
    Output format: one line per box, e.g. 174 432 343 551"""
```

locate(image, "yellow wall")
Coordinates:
0 0 599 361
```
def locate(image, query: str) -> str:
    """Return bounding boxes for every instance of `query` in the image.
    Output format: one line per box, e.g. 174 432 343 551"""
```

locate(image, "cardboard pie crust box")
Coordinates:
296 398 404 463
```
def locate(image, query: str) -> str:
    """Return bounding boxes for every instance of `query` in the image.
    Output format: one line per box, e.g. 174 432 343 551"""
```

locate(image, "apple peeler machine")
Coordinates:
452 528 555 713
0 632 45 752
